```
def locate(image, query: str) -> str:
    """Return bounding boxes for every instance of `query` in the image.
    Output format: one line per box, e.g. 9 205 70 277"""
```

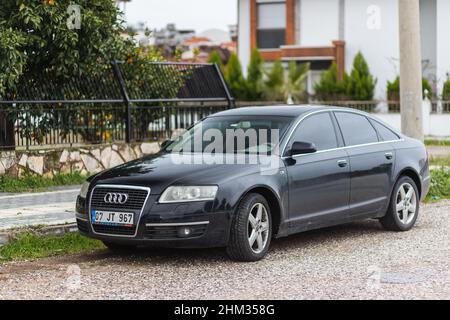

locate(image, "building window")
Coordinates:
257 0 286 49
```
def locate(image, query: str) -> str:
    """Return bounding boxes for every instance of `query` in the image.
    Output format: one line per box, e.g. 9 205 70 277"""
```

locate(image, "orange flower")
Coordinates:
43 0 55 5
102 132 111 141
127 56 133 65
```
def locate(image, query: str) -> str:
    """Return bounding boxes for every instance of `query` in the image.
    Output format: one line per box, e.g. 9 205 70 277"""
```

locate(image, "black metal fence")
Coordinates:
315 100 450 113
312 100 401 113
0 61 234 150
431 101 450 113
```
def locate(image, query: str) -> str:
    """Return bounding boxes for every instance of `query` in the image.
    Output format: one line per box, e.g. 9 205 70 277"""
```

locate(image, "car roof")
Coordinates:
209 105 327 118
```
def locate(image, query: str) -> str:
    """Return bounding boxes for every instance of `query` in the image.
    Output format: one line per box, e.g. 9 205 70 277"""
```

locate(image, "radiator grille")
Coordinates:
90 187 149 211
89 185 150 237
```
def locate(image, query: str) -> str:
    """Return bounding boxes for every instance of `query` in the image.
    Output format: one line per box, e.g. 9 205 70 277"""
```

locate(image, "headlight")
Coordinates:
159 186 218 203
79 181 90 198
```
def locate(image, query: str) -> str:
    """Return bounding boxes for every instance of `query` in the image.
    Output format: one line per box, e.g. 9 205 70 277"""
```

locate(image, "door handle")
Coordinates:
385 152 393 160
337 159 348 167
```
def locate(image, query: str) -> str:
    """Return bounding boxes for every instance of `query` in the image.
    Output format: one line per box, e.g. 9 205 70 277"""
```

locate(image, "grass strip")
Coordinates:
425 168 450 202
0 232 104 262
429 156 450 167
425 139 450 147
0 172 88 193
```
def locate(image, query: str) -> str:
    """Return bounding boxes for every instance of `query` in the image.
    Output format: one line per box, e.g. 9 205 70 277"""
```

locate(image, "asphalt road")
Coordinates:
0 200 449 300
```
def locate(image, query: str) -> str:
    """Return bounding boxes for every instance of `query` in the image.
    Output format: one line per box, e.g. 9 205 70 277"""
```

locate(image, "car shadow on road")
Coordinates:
272 218 385 249
79 218 386 265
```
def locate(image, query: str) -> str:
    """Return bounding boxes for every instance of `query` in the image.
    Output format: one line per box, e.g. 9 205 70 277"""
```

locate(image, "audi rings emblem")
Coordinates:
104 192 129 204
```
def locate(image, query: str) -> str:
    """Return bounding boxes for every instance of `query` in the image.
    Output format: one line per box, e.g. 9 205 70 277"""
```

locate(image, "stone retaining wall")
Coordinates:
0 142 160 178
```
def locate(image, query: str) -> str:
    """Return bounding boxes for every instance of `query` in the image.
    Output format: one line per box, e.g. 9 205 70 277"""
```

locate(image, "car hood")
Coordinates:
90 152 278 194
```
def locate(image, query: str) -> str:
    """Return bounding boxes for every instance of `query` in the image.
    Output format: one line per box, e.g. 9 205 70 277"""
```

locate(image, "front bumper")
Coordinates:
76 195 233 248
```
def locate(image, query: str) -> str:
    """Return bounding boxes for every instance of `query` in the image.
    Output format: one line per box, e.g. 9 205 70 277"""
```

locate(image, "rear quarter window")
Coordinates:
370 119 400 141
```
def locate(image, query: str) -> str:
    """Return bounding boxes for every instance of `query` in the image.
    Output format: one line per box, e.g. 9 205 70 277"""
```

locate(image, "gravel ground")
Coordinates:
1 201 449 300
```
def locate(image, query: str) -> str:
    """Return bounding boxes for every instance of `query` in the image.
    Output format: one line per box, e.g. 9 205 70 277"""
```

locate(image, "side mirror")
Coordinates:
160 139 173 150
288 141 317 156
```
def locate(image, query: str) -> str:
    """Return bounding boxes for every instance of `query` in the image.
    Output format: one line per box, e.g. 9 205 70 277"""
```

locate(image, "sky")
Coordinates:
121 0 238 33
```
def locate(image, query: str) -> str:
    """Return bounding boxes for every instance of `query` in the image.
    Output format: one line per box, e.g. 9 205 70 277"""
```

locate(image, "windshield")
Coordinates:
165 115 293 155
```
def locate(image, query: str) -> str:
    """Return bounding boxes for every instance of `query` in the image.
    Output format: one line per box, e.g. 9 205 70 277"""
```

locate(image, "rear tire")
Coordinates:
380 176 420 231
103 241 137 253
227 193 272 262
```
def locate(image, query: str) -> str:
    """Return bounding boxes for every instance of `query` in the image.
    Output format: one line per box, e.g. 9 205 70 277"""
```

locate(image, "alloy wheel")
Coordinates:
247 203 270 254
395 182 417 225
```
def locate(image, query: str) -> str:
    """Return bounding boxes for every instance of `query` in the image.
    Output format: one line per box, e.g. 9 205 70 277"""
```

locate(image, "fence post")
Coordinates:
422 98 431 136
0 107 15 150
111 60 132 143
213 63 235 109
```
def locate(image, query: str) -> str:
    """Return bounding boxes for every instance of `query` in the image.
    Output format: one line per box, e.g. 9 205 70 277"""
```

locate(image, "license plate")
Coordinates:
92 210 134 226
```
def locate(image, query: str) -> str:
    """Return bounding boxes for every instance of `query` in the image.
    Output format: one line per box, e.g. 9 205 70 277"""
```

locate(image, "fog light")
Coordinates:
178 227 192 238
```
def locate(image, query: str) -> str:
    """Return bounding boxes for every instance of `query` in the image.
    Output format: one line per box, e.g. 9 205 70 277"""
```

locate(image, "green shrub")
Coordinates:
442 77 450 100
386 76 433 112
245 48 264 101
260 60 310 103
423 78 433 99
284 61 309 103
226 53 247 100
315 52 376 101
427 169 450 202
263 59 285 101
387 76 433 101
220 50 309 102
208 50 224 73
386 77 399 101
346 52 376 100
314 62 348 101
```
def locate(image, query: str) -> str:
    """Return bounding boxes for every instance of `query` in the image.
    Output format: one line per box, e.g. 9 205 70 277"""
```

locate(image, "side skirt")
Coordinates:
286 211 381 236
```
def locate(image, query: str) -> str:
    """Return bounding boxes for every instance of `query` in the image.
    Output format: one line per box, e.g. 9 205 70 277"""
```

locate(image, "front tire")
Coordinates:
380 176 420 231
227 193 272 262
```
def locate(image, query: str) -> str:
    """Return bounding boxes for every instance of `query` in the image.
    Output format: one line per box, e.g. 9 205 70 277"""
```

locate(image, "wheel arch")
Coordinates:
395 167 422 198
236 185 284 237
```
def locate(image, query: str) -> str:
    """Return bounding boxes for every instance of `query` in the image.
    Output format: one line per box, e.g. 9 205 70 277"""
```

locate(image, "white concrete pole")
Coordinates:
399 0 424 141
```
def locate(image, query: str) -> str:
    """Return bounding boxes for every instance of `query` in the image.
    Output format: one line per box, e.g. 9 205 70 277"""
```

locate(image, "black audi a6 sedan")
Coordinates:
76 106 430 261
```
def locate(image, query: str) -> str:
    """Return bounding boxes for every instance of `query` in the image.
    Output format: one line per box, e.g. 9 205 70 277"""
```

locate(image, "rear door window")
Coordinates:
334 112 379 146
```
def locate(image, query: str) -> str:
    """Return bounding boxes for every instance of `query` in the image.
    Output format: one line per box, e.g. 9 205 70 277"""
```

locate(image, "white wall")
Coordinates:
299 0 339 46
373 114 450 138
344 0 399 100
238 0 251 76
420 0 437 81
436 0 450 95
427 114 450 137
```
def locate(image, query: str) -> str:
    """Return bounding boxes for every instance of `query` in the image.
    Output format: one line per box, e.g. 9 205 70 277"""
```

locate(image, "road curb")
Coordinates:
0 223 78 246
